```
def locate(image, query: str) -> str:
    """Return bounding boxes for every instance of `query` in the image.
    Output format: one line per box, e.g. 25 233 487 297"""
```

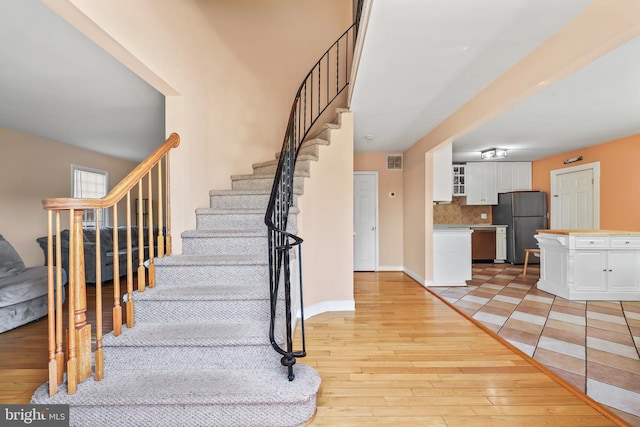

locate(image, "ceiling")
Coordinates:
0 0 165 162
3 1 640 165
350 0 640 163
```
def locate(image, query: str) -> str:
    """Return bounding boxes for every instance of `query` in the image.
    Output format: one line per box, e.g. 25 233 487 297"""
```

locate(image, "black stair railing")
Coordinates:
265 12 362 381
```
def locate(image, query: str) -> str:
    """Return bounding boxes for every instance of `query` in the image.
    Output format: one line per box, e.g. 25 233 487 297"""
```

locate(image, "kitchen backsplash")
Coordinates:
433 197 491 224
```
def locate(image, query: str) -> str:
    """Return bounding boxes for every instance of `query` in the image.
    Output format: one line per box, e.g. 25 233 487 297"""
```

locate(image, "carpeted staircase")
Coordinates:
31 120 341 427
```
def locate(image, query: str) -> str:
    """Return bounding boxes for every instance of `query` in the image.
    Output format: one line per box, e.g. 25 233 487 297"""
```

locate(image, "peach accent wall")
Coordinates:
353 152 404 269
402 148 426 282
50 0 351 255
531 133 640 231
0 127 136 267
298 112 354 314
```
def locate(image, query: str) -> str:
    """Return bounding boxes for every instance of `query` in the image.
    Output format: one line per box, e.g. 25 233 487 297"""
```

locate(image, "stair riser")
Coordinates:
182 236 268 256
154 264 270 286
253 160 310 176
231 176 305 192
103 345 281 371
65 399 317 427
195 212 296 231
209 193 271 210
133 299 285 323
276 143 319 159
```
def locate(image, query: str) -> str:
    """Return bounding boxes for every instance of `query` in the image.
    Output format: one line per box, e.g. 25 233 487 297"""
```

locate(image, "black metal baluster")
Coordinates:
265 20 360 381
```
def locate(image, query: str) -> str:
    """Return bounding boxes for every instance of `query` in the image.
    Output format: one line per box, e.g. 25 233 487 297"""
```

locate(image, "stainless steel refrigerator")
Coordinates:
492 191 548 264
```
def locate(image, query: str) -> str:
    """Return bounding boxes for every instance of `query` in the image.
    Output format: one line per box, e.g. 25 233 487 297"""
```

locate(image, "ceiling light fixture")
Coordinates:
480 148 507 160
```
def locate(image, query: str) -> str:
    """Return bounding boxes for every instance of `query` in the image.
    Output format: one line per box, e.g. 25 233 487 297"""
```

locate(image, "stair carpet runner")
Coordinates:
31 125 337 426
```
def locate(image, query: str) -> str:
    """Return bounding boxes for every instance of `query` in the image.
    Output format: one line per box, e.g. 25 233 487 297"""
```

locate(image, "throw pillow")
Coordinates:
0 234 26 278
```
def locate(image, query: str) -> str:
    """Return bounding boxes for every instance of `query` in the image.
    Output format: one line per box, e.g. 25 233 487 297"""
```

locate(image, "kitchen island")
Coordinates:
535 230 640 301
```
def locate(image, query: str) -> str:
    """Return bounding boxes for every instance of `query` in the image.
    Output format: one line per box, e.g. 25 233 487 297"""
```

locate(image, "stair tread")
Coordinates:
196 207 264 214
32 365 320 406
103 321 272 346
154 254 267 266
252 154 316 169
209 189 271 196
135 283 270 301
231 171 309 180
182 229 267 238
196 207 298 214
301 136 330 146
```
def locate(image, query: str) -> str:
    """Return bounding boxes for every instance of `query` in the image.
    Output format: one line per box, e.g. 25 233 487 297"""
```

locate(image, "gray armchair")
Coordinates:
0 234 66 333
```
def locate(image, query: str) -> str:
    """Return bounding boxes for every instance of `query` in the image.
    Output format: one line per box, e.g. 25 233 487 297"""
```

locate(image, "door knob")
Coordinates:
370 226 376 231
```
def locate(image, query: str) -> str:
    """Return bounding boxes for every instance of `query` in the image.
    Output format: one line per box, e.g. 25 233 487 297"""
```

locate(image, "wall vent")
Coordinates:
387 154 403 170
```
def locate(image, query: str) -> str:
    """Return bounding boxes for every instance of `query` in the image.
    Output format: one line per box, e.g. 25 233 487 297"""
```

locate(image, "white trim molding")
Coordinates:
298 299 356 320
378 265 403 271
403 267 425 286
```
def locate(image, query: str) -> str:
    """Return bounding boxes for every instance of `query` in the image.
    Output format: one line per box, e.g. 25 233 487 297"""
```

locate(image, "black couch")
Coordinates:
37 226 157 283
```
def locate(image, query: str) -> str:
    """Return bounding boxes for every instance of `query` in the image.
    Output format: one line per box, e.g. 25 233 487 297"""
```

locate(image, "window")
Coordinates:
71 165 109 228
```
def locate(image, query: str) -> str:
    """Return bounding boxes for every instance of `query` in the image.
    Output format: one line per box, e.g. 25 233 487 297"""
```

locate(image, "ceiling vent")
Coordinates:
387 154 403 170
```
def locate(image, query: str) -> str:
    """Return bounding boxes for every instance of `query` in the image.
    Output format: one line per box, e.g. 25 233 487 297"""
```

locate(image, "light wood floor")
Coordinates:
0 272 630 426
297 272 629 426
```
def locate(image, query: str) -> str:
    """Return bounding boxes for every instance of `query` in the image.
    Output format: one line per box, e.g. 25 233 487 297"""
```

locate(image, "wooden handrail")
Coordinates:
42 133 180 210
42 132 179 396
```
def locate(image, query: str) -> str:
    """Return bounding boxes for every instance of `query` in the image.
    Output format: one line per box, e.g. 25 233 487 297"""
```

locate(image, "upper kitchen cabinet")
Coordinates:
497 162 532 193
464 162 497 205
432 142 453 202
452 164 466 196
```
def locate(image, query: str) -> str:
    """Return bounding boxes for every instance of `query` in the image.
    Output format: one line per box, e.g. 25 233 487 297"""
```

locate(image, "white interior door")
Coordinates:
354 172 378 271
551 162 599 229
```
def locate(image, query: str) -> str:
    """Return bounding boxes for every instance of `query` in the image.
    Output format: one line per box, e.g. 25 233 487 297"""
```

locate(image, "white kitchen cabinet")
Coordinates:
432 228 473 286
464 162 497 205
607 250 640 290
495 226 507 262
535 232 640 300
452 164 466 196
497 162 532 193
573 250 607 291
432 142 453 202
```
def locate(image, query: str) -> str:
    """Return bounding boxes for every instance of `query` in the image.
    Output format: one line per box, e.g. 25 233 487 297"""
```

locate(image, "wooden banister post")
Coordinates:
69 209 92 384
157 160 165 258
112 206 122 336
46 211 58 397
165 153 172 255
137 184 146 292
147 170 155 288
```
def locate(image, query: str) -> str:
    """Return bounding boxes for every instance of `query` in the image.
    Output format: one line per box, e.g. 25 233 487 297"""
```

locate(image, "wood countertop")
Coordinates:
536 229 640 236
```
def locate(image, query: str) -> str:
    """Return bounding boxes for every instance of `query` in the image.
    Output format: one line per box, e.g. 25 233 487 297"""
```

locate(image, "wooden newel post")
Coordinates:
70 209 92 383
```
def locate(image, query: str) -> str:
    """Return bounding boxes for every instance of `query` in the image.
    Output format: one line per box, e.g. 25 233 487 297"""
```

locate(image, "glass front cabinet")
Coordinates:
452 164 466 196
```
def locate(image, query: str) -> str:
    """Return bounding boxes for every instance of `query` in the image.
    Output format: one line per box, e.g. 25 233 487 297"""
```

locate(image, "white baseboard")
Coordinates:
377 265 403 271
297 299 356 319
402 267 425 286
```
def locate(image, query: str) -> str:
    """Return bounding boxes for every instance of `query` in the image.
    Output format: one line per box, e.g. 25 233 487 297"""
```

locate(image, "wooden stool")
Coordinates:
523 249 540 277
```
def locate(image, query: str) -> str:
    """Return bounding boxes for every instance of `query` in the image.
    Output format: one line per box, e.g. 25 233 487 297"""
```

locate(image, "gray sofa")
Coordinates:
0 234 66 333
36 226 157 284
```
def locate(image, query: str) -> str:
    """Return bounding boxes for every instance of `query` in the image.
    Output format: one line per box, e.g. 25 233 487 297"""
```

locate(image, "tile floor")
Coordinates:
430 262 640 423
